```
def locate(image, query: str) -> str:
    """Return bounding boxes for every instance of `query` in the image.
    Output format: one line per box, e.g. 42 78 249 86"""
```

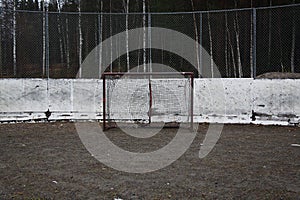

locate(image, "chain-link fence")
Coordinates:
0 4 299 78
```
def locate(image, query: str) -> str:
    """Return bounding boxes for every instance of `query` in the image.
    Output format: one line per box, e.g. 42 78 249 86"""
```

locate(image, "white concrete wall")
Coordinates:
0 78 299 125
252 80 300 125
194 79 253 124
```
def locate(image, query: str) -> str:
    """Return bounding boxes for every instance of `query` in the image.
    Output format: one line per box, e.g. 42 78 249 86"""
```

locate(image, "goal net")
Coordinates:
102 72 194 130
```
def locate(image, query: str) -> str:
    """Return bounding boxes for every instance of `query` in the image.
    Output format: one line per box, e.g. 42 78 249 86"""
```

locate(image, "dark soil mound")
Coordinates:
257 72 300 79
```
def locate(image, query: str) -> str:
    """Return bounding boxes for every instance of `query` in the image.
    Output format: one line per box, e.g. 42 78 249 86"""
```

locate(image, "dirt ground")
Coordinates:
0 122 299 200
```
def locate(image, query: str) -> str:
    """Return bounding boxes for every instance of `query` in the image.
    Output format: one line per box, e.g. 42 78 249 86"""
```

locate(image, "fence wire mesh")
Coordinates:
256 5 300 75
0 4 299 78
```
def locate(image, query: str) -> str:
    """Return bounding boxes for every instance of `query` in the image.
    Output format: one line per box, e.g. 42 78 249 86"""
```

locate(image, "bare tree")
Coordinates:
207 12 214 77
135 0 141 70
13 0 16 76
234 0 242 78
0 0 3 76
224 13 229 77
94 17 98 57
225 12 237 78
142 0 146 72
268 0 272 67
190 0 200 77
123 0 130 72
250 0 254 78
56 0 64 65
65 15 70 69
148 2 152 73
59 0 69 69
2 0 17 76
291 0 296 73
98 0 103 76
109 0 113 72
78 0 82 77
42 0 46 76
279 18 284 72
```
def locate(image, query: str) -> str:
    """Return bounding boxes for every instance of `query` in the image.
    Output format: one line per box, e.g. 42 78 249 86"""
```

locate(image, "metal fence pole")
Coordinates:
45 9 49 79
252 8 257 78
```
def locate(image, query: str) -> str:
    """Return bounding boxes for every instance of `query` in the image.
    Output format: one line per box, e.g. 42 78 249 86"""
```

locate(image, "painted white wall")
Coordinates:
194 79 253 124
252 80 300 125
0 78 299 125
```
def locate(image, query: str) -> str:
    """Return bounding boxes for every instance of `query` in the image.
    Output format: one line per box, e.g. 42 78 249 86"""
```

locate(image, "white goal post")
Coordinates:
102 72 194 131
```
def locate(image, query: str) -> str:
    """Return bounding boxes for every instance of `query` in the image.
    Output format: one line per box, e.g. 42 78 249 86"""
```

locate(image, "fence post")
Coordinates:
252 8 257 78
45 8 49 79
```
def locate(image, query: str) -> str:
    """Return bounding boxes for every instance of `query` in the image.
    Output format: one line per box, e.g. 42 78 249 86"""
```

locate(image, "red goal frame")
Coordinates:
102 72 194 131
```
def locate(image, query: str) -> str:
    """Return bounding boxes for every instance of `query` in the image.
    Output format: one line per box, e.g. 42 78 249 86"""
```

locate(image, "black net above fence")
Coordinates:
0 4 299 79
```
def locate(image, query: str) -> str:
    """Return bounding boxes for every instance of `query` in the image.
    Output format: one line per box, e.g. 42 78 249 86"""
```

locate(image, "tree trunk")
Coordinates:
207 12 214 78
234 0 242 78
225 13 229 77
123 0 130 72
268 0 272 67
135 0 141 72
148 11 152 73
225 13 237 78
279 18 284 72
57 0 64 65
78 0 82 77
142 0 147 72
13 0 16 76
0 0 3 76
95 15 98 72
42 0 46 76
65 17 70 69
291 0 296 73
250 0 253 78
98 4 103 76
206 0 214 77
190 0 200 77
109 0 113 72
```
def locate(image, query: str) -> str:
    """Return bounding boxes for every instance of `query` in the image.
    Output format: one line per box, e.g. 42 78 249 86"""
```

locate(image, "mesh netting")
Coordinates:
104 73 193 129
0 5 299 78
